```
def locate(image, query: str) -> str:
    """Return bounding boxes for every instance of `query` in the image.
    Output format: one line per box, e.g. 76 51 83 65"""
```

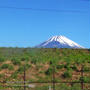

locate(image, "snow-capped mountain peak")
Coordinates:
35 35 84 48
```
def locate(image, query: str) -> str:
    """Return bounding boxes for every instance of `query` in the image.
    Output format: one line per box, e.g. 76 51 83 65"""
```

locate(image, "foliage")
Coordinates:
1 64 14 70
0 48 90 90
0 74 5 78
45 67 53 75
0 57 5 62
71 65 78 71
62 71 72 78
17 64 31 73
21 56 29 62
11 58 21 65
83 66 90 72
56 64 64 69
79 76 90 82
11 72 18 79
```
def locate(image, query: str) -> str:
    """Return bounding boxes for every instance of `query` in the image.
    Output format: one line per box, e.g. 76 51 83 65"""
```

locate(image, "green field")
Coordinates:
0 48 90 90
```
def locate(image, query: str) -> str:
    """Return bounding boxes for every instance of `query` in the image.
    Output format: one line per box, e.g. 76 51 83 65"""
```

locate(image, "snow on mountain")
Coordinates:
35 35 84 48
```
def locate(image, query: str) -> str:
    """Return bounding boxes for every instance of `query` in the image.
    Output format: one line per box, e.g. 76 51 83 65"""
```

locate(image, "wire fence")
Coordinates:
0 65 90 90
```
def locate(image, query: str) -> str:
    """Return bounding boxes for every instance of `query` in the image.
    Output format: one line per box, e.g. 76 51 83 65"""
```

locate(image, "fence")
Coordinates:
0 65 90 90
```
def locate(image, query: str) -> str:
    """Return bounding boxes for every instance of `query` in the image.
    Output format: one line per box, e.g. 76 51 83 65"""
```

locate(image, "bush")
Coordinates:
18 66 24 72
83 67 90 72
0 57 5 62
79 76 90 82
49 61 53 65
21 56 29 62
56 84 70 90
62 71 72 78
71 65 78 71
56 65 64 69
11 72 18 79
76 59 82 65
18 64 31 73
25 64 31 69
64 65 72 71
31 59 37 64
11 58 21 65
45 67 53 75
8 65 14 70
71 84 81 90
1 64 10 69
0 74 4 78
1 64 14 70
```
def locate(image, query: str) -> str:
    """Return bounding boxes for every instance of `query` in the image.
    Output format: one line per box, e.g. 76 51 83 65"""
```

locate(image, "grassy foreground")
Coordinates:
0 48 90 90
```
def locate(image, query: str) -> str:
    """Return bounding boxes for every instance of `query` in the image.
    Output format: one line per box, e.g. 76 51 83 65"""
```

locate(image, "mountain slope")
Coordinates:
35 36 84 48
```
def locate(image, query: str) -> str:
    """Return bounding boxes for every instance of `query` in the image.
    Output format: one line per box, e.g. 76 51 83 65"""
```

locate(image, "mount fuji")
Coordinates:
35 36 84 48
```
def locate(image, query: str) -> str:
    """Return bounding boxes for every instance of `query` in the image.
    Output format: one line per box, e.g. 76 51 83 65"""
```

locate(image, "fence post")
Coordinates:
24 65 26 90
52 66 55 90
71 82 74 90
3 73 6 89
81 65 84 90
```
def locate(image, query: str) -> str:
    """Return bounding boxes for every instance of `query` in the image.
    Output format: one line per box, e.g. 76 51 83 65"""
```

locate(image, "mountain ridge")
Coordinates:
35 35 84 48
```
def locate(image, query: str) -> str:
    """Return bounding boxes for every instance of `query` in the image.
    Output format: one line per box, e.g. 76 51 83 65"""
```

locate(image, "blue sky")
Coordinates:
0 0 90 48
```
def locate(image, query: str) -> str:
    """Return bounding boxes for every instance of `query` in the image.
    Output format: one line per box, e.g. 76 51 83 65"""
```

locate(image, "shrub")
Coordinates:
18 64 31 73
83 67 90 72
21 56 29 62
49 61 53 65
31 59 37 64
8 65 14 70
71 84 81 90
45 67 53 75
18 66 24 72
36 65 43 70
25 64 31 69
21 57 26 61
0 67 1 70
62 71 72 78
56 65 64 69
56 84 70 90
79 76 90 82
76 59 82 65
64 65 72 71
1 64 14 70
11 72 18 79
0 57 5 62
0 74 4 78
1 64 10 69
71 65 78 71
11 58 21 65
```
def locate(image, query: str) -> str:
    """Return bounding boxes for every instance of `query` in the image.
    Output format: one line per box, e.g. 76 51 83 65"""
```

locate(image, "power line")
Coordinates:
0 6 88 13
0 42 32 43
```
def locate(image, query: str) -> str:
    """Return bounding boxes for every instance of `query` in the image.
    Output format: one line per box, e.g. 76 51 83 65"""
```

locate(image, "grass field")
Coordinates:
0 48 90 90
